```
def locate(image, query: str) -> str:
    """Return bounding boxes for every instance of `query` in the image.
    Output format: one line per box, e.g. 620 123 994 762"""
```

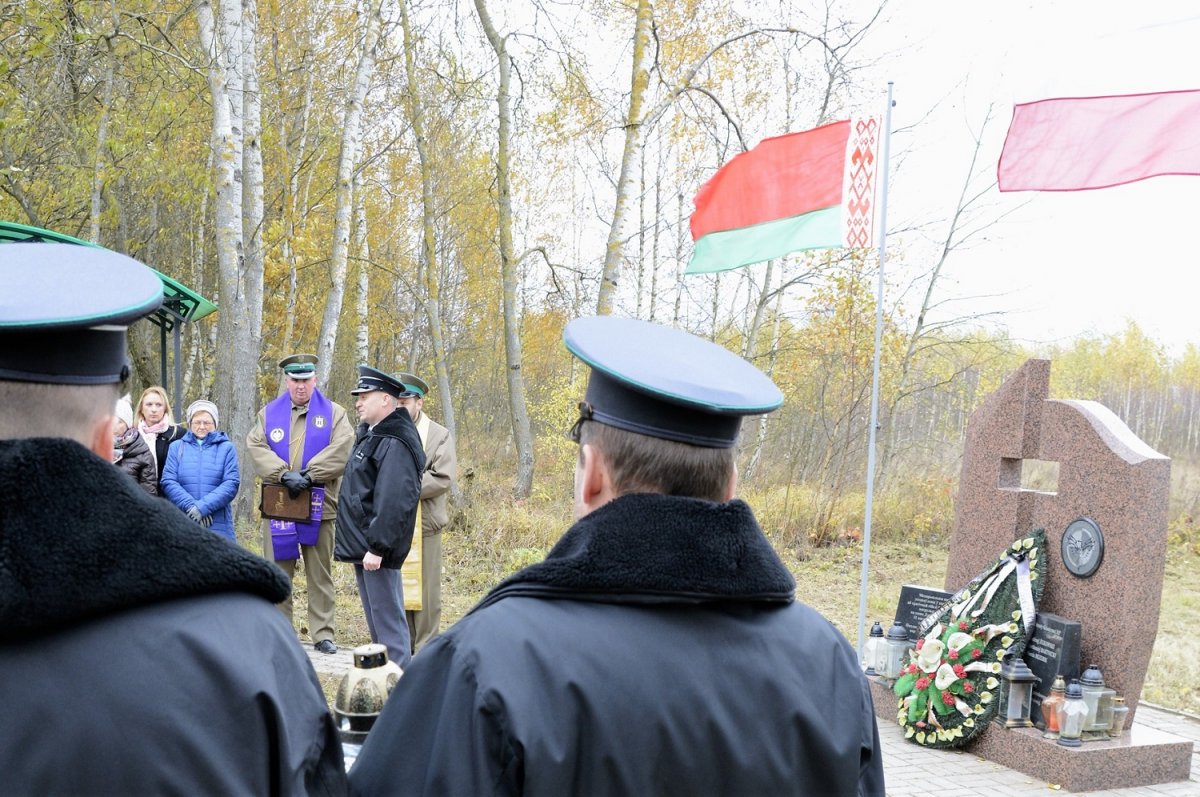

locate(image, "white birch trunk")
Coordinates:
399 0 455 435
315 0 383 385
354 176 370 364
475 0 535 497
596 0 653 315
89 60 114 243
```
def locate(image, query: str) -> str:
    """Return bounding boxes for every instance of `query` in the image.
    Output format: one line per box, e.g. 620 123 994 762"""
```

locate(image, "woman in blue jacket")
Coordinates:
162 400 240 541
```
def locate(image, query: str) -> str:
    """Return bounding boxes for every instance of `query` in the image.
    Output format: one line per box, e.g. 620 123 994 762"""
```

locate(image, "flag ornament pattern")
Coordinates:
687 118 881 275
998 89 1200 192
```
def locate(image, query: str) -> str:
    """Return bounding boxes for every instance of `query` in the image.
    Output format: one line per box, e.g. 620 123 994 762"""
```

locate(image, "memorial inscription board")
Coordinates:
894 584 954 642
1024 611 1082 727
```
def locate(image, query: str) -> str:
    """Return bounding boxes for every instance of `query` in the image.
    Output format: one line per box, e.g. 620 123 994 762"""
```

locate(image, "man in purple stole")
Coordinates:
247 354 354 653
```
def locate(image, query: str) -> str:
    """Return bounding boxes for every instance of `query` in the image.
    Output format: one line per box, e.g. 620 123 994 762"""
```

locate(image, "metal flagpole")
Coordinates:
856 82 895 658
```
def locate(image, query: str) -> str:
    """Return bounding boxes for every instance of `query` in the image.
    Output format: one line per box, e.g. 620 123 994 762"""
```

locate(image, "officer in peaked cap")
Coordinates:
351 316 885 796
247 351 353 654
278 353 318 380
0 242 347 792
335 363 426 668
0 242 161 388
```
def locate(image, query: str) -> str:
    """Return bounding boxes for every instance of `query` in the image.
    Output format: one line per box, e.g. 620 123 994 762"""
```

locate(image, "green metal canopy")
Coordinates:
0 220 218 410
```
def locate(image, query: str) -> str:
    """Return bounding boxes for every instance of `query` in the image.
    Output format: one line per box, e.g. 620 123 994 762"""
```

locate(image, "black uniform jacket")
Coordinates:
334 408 425 569
349 493 885 796
0 437 346 796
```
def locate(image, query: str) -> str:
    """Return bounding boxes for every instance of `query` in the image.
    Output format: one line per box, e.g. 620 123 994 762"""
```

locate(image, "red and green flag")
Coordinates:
687 118 882 275
998 89 1200 192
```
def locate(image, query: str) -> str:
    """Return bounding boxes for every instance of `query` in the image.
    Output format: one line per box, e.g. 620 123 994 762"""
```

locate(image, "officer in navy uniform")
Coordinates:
349 316 885 796
334 365 425 670
0 243 346 794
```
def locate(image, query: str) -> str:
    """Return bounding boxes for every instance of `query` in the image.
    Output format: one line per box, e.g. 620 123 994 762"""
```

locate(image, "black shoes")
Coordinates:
314 639 337 654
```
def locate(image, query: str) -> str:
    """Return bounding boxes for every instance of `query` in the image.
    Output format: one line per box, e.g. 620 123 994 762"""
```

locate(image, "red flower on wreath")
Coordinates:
942 690 955 705
963 682 975 694
971 648 982 660
915 638 925 651
915 676 930 691
948 649 959 661
953 664 966 679
958 621 969 632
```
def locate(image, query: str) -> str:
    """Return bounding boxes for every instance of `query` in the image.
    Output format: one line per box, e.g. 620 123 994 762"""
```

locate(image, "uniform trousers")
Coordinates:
405 530 442 654
264 517 337 644
353 565 411 670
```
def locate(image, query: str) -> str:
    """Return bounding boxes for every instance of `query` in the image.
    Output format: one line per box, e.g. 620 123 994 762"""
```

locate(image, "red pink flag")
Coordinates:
998 89 1200 192
687 118 881 274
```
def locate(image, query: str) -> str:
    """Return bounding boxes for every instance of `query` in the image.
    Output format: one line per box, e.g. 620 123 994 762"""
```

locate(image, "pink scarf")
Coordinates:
139 418 170 436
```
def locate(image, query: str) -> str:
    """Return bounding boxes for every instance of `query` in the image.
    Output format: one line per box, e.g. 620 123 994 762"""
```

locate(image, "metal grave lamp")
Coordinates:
996 652 1037 728
1057 679 1088 748
334 643 403 746
882 620 912 681
863 621 886 676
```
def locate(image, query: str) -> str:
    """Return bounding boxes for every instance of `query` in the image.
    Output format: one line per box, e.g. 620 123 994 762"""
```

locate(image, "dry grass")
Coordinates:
251 474 1200 718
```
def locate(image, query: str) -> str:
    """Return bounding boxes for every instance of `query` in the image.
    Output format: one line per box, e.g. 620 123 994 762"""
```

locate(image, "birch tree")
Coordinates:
397 0 455 434
315 0 384 385
474 0 535 497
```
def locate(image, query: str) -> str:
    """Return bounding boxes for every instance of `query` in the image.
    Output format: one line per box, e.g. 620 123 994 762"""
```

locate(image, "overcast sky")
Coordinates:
852 1 1200 354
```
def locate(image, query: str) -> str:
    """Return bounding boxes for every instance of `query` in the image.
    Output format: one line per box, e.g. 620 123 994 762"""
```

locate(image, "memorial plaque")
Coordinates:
894 584 954 642
1024 611 1082 727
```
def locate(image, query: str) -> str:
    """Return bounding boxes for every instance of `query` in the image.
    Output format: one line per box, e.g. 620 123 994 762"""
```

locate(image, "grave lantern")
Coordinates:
1040 674 1067 739
996 653 1037 728
1057 679 1088 747
1108 697 1129 737
1079 663 1116 735
862 621 886 676
882 620 912 680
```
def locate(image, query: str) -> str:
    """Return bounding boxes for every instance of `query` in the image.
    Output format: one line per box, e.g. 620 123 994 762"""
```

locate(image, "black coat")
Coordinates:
334 408 425 569
349 493 885 796
149 421 187 485
0 437 347 796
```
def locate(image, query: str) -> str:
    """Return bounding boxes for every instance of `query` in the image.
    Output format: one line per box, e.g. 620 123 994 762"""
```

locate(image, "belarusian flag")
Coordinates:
998 89 1200 192
687 118 881 275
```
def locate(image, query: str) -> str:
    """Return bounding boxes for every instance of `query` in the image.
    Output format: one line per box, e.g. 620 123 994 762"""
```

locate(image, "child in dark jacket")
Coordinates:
112 397 157 496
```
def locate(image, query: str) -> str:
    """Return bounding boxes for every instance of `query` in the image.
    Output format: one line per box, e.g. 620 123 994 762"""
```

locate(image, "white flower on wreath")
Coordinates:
916 640 945 673
935 663 960 690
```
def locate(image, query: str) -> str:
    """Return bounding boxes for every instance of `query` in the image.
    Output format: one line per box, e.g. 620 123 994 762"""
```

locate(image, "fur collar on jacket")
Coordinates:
478 493 795 610
0 438 288 641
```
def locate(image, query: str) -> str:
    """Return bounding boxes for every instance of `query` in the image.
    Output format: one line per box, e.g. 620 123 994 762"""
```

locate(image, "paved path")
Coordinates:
306 644 1199 794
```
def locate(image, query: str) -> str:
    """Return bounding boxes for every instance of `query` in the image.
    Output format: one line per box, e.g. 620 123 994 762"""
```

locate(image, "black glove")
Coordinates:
201 515 213 528
186 506 203 523
281 470 309 498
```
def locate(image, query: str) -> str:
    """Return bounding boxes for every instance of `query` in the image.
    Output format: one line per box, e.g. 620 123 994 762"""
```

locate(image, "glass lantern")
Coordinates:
882 620 912 681
1040 675 1067 739
862 621 886 676
1079 663 1116 736
1057 679 1088 748
1108 697 1129 737
996 653 1038 728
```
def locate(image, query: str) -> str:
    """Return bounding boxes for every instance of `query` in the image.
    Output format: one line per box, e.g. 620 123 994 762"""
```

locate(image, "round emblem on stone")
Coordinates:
314 415 326 428
1061 517 1104 578
269 427 285 443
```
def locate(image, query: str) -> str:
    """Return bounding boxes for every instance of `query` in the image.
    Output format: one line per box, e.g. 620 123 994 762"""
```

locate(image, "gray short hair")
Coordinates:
0 381 119 442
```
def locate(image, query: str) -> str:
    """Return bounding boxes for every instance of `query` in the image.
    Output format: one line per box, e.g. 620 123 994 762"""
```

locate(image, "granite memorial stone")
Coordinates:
893 584 954 641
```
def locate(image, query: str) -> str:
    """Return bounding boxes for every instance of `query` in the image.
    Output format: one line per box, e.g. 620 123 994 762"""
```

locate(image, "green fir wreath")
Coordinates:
893 528 1047 748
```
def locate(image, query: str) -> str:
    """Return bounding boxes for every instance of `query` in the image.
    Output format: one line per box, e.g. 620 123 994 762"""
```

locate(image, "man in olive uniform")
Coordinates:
350 316 884 796
247 353 354 653
0 243 344 794
395 371 457 653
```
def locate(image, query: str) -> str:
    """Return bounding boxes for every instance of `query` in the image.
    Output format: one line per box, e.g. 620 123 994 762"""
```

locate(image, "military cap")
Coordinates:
563 316 783 448
395 371 430 398
0 242 162 384
351 365 407 398
279 353 318 379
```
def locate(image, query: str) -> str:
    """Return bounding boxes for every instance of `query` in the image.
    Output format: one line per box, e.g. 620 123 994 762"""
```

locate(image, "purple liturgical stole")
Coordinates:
265 388 334 560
